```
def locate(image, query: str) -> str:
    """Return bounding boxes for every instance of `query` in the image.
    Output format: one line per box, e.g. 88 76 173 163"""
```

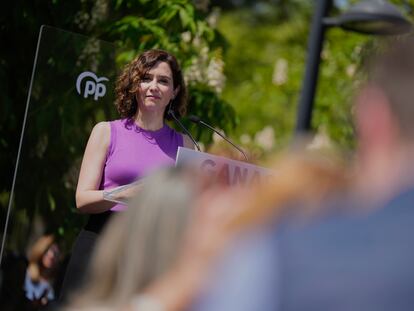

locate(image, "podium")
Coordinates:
176 147 273 187
103 147 273 205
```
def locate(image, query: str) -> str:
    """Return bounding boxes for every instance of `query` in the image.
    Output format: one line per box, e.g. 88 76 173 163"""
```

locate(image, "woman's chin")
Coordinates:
141 104 167 115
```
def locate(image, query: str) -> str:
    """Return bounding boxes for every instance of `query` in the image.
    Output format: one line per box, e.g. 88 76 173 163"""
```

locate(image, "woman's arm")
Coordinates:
75 122 115 214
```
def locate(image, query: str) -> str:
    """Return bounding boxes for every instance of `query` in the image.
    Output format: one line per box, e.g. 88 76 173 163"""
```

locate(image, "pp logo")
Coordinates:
76 71 109 101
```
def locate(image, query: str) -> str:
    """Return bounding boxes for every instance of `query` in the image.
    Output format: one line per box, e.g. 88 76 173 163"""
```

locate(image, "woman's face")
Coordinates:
42 244 60 269
137 61 178 116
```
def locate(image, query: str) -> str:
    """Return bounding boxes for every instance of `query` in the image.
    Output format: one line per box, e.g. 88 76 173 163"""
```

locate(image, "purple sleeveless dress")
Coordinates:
101 118 184 211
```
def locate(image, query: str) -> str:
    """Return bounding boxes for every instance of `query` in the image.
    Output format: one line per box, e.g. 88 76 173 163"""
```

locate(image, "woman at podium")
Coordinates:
59 49 195 301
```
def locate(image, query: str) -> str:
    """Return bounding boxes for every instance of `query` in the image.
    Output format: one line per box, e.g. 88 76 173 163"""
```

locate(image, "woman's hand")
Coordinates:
103 181 144 204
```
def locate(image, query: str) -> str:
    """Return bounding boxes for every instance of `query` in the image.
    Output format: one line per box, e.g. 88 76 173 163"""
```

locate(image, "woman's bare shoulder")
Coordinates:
88 121 111 147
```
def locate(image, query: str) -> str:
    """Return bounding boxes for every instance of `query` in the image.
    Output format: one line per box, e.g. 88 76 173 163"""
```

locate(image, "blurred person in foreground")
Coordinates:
62 154 344 311
63 165 238 311
192 39 414 311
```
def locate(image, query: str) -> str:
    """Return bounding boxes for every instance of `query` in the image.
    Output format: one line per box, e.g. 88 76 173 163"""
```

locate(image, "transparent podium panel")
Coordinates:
1 25 119 256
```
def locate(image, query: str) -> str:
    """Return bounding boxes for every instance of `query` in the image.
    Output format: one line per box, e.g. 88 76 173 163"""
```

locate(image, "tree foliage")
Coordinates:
0 0 234 252
217 0 413 153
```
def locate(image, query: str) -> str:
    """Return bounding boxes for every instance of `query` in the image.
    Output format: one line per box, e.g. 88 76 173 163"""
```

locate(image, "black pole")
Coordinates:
295 0 332 133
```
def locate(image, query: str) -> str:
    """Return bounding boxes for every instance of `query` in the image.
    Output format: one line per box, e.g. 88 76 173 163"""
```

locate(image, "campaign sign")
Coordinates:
175 147 274 186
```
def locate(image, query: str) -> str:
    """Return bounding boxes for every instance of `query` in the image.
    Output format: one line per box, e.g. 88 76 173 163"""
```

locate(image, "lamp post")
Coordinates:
295 0 412 134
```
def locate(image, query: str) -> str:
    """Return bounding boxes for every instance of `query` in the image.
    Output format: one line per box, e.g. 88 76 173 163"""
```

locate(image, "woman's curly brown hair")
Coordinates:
115 49 188 121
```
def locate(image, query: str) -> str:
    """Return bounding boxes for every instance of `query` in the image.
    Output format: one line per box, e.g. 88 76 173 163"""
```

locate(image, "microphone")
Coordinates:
168 108 201 151
188 115 248 161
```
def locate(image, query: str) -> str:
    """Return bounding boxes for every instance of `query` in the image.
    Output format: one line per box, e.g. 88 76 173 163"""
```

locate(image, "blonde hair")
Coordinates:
67 167 197 310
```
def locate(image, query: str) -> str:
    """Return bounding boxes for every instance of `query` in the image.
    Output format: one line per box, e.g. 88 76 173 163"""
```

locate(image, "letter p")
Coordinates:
84 81 96 99
94 83 106 101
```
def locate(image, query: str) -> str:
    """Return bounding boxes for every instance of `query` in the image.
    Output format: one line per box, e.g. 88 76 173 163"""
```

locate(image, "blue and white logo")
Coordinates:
76 71 109 101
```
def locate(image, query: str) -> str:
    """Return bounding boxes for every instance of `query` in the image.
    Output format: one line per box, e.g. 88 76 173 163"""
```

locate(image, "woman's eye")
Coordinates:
141 76 151 82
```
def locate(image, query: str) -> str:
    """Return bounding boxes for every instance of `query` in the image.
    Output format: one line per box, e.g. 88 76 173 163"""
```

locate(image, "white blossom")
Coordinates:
240 133 252 145
90 0 108 28
207 56 226 93
185 56 204 84
321 46 330 60
272 58 288 86
346 64 356 77
206 8 220 28
181 31 192 43
254 126 275 151
192 34 202 48
307 127 332 150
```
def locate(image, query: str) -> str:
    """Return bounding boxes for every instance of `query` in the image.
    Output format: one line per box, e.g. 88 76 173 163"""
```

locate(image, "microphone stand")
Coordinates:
188 115 248 161
168 109 201 151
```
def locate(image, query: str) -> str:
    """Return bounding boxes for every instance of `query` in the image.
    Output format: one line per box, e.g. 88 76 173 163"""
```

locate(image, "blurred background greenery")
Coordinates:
0 0 413 252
